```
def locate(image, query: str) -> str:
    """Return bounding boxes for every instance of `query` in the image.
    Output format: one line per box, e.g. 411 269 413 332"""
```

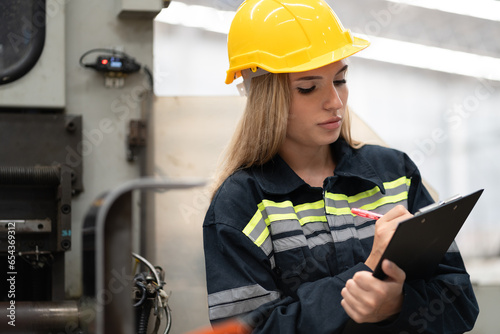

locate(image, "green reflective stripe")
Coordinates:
295 200 326 225
267 212 297 223
261 199 294 209
254 228 269 247
325 206 352 216
244 199 328 248
243 210 269 247
243 210 263 238
297 207 327 225
325 177 411 216
258 200 297 224
259 199 326 225
298 214 327 225
357 193 408 211
295 200 324 211
349 183 409 210
384 176 411 190
325 176 410 203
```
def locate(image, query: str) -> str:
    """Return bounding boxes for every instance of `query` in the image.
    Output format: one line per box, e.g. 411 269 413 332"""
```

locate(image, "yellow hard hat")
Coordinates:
225 0 370 84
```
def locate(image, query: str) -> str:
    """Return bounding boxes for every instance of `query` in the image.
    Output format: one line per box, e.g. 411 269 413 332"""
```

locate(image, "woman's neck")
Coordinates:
279 143 336 188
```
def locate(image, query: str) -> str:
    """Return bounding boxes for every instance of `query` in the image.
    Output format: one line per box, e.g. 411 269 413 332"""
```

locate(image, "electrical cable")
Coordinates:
79 48 154 90
137 299 152 334
133 281 147 308
163 304 172 334
143 65 154 91
79 48 130 68
131 253 171 333
132 252 161 284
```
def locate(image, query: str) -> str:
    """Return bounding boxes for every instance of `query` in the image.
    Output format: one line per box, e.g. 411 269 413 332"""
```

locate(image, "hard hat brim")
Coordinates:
225 35 370 85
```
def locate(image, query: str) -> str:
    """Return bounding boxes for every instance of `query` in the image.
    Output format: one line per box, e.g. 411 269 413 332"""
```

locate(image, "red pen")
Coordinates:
351 208 383 220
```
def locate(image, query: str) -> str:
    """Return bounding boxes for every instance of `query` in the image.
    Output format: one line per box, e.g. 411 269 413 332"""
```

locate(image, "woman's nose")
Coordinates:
323 85 344 111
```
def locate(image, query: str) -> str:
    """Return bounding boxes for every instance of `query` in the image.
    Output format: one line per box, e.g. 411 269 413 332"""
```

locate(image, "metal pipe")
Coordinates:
0 301 79 333
94 177 205 334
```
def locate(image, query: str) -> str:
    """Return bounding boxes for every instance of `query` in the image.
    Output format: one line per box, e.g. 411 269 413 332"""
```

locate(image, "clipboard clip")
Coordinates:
415 194 462 215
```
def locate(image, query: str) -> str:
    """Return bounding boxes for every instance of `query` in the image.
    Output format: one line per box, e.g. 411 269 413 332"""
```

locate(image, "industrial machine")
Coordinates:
0 0 183 333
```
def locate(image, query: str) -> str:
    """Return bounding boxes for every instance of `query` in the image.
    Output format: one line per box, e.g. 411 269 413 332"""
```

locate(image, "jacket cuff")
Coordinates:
336 262 373 283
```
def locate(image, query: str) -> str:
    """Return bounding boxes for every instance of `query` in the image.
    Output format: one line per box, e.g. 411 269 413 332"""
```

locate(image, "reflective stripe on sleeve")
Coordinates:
208 284 281 321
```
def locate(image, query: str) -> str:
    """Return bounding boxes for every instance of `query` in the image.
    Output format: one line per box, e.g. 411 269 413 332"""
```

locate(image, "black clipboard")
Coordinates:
372 189 483 280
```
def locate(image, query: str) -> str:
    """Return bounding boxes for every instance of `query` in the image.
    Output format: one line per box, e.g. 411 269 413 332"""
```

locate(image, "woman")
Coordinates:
203 0 479 333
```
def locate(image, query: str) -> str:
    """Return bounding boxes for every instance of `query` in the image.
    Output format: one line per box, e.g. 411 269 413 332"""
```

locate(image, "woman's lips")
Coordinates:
318 117 342 130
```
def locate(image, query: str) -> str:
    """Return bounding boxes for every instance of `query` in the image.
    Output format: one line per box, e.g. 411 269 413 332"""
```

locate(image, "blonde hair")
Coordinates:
211 72 360 197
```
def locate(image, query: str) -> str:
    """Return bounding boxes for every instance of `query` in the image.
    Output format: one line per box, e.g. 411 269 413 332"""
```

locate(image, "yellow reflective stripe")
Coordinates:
299 215 327 225
243 210 263 238
295 200 326 225
258 199 296 224
326 206 352 216
357 192 409 211
243 210 270 247
325 177 412 216
384 176 411 190
345 187 380 204
243 199 327 246
243 177 412 247
254 227 269 247
325 177 411 204
267 213 297 223
260 199 293 209
325 192 348 202
295 200 324 212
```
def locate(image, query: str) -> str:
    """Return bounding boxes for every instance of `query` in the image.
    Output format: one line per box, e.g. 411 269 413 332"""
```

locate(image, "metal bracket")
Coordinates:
127 119 147 162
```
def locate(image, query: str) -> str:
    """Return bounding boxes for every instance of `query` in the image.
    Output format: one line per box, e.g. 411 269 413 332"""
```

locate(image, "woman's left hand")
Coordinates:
340 259 406 323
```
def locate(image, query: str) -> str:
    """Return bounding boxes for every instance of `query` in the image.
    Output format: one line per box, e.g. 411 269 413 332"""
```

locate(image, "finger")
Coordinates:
350 271 378 292
344 277 369 300
342 283 365 306
382 259 406 283
341 298 363 323
343 278 375 314
341 289 369 323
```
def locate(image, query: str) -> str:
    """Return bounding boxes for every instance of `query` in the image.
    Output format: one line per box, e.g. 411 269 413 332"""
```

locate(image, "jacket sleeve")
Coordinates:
374 155 480 334
203 179 369 334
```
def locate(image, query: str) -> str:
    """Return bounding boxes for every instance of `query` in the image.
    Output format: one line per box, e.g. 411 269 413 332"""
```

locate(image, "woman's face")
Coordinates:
286 60 349 150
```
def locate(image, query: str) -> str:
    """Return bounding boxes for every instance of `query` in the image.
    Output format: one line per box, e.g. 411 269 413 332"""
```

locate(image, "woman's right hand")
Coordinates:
364 205 413 271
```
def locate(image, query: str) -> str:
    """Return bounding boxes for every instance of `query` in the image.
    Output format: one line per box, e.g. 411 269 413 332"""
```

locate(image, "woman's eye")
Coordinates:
297 86 316 94
334 79 347 86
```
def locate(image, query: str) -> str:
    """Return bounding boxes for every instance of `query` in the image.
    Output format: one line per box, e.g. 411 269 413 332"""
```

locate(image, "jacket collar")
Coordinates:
253 139 386 195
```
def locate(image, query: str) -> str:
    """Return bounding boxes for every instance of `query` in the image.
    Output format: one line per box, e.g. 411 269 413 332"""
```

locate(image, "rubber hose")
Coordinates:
136 299 151 334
